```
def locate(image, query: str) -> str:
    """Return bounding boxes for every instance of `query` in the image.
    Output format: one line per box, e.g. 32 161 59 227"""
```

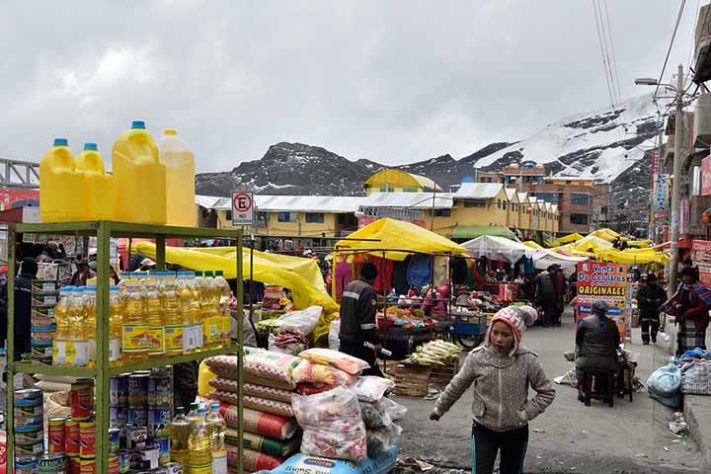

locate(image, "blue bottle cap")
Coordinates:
131 120 146 130
53 138 69 147
83 143 98 151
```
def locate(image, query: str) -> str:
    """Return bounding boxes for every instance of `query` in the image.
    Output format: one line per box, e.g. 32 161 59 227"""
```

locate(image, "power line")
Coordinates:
592 0 618 111
601 0 624 105
653 0 687 101
687 0 702 68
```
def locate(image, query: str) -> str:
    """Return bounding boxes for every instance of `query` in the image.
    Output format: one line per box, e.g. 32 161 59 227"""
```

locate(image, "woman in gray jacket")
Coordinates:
430 306 555 474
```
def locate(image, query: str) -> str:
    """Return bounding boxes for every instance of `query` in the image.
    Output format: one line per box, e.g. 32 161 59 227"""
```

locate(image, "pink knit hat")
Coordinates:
486 305 538 355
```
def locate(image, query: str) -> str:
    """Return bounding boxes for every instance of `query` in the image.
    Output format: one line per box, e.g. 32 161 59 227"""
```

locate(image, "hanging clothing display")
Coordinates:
393 258 410 296
433 256 448 287
407 254 433 288
334 258 353 301
370 257 394 293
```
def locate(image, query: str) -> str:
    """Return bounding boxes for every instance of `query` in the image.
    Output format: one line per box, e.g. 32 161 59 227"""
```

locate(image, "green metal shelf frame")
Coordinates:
6 221 245 473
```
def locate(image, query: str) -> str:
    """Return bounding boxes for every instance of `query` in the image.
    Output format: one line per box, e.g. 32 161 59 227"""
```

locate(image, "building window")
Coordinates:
225 210 232 221
379 186 388 192
278 212 297 222
570 193 590 205
536 192 559 203
305 212 325 223
503 201 508 210
431 209 451 217
403 187 418 193
463 200 485 208
257 211 268 222
497 199 502 209
570 213 589 225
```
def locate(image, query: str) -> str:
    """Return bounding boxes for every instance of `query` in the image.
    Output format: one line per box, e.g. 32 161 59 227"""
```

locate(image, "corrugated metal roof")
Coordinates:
195 195 224 209
360 192 453 209
196 194 363 213
452 183 503 199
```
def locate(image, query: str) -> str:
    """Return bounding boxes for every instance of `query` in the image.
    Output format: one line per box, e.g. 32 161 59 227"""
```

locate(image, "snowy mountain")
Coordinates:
195 94 661 197
474 94 660 182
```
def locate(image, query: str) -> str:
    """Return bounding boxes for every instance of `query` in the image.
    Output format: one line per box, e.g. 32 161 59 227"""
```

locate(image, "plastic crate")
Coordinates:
452 321 486 336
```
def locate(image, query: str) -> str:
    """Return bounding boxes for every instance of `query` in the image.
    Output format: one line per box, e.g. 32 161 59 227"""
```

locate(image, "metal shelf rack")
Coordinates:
6 221 245 473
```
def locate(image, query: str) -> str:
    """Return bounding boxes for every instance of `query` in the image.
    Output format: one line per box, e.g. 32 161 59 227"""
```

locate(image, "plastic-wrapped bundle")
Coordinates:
211 391 294 417
292 360 357 386
367 424 402 457
351 376 393 403
299 348 370 375
209 378 293 403
292 386 367 462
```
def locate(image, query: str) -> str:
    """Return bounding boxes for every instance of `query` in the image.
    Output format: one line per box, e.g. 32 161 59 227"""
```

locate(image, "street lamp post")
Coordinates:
635 65 685 296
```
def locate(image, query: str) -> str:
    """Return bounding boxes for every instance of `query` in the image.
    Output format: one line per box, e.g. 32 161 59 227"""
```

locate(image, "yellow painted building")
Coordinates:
364 169 442 195
505 188 520 229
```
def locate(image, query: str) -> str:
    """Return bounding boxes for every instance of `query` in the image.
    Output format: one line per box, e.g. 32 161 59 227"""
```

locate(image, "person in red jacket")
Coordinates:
661 267 711 356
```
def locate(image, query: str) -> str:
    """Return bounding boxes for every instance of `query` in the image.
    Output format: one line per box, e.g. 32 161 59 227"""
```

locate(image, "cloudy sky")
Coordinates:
0 0 700 171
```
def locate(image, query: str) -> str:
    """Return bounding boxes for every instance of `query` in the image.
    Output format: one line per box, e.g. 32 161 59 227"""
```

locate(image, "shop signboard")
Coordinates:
691 239 711 288
702 156 711 196
232 191 254 226
575 261 631 339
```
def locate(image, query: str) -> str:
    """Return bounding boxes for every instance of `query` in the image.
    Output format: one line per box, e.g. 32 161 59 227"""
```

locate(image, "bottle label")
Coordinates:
122 324 149 352
72 341 90 367
183 325 195 352
204 317 219 344
109 339 120 362
212 455 228 474
194 324 204 350
148 326 166 354
53 341 67 366
165 325 184 353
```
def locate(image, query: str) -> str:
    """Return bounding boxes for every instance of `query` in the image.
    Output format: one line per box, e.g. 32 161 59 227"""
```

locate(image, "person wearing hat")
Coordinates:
637 273 666 345
575 300 620 402
339 261 383 377
430 306 555 474
661 266 711 356
138 258 157 272
70 254 94 286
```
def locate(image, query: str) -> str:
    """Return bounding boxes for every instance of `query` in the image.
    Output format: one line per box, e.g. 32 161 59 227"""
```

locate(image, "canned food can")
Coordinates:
15 440 44 456
79 457 95 473
37 452 68 471
70 379 94 421
15 402 44 418
117 450 131 473
154 436 171 466
129 426 148 449
128 406 147 428
129 373 150 407
140 445 160 470
15 426 44 445
164 462 183 474
15 455 38 474
108 427 120 453
147 408 171 438
79 421 96 458
65 419 80 457
68 455 81 474
14 388 43 402
110 406 129 426
147 375 172 408
110 374 130 407
48 417 66 454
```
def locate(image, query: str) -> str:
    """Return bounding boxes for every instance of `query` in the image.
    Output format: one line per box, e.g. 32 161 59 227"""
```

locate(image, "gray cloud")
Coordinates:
0 0 698 171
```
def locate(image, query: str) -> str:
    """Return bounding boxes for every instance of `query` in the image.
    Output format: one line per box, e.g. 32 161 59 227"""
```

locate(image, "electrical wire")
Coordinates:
687 0 703 68
601 0 624 106
592 0 618 111
653 0 688 101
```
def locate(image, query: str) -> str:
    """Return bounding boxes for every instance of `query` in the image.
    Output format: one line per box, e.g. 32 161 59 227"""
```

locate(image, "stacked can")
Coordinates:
31 279 59 365
70 378 95 474
14 388 44 473
148 367 173 466
110 373 131 474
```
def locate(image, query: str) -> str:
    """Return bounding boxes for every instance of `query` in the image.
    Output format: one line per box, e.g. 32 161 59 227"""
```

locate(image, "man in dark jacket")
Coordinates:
551 265 566 327
339 261 383 376
575 300 620 401
637 273 666 345
535 269 556 327
14 257 37 360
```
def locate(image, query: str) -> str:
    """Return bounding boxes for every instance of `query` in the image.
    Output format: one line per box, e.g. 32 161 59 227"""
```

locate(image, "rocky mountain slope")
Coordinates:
196 94 661 198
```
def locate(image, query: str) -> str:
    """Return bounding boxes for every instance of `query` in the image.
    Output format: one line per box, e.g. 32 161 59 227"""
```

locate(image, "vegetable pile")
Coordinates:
407 340 461 366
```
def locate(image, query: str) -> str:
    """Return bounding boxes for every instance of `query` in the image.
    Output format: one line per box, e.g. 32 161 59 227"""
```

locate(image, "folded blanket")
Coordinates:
226 428 301 457
220 404 298 440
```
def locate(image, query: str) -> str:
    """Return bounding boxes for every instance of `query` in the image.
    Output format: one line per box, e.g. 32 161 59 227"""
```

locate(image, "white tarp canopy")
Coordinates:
462 235 587 271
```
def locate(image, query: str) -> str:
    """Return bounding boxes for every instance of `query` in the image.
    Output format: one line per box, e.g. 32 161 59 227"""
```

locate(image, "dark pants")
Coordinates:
538 301 555 327
471 421 528 474
339 340 384 377
640 315 659 344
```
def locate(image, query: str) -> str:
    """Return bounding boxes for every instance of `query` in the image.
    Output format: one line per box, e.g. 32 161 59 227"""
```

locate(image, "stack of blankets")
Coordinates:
204 348 302 473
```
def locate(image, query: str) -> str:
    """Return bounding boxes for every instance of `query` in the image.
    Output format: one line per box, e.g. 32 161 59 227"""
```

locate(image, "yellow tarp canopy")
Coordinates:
594 248 669 264
134 242 339 316
555 233 584 245
335 217 467 261
522 241 544 250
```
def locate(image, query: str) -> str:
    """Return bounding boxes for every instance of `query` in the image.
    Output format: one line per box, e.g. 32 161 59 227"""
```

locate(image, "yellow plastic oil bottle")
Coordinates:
159 129 196 227
52 286 72 367
109 285 123 365
84 285 97 368
39 138 85 222
170 406 191 467
177 271 197 353
187 406 212 473
161 272 184 354
76 143 116 220
67 287 90 367
202 271 219 349
214 271 232 344
112 121 167 224
122 279 149 360
145 278 165 357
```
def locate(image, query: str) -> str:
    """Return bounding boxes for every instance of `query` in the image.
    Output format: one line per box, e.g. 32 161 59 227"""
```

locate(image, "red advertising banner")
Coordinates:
691 239 711 288
0 188 38 211
702 156 711 196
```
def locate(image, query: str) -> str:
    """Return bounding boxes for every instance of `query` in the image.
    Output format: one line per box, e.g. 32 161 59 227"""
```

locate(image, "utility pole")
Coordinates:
668 64 685 296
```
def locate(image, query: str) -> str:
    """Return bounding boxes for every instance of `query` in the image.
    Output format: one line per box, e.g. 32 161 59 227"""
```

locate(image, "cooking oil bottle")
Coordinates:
122 280 149 360
108 285 123 365
169 406 191 467
144 278 165 357
161 271 184 354
194 271 208 350
202 271 219 349
84 285 97 368
187 406 212 473
214 270 232 344
52 286 73 367
177 271 196 353
206 402 227 474
67 287 90 367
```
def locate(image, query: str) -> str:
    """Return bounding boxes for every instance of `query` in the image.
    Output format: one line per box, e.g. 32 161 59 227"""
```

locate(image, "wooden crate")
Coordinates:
429 358 460 387
393 363 431 397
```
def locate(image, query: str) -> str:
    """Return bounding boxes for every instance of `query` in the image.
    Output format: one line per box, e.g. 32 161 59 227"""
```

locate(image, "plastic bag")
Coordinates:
268 329 308 356
647 363 682 397
299 348 370 375
244 347 301 389
292 386 367 462
359 401 392 429
292 360 357 386
378 397 407 422
328 319 341 350
681 360 711 395
366 424 402 457
269 306 323 335
351 376 393 403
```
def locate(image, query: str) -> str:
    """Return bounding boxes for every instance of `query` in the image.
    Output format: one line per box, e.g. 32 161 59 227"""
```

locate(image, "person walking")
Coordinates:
551 265 566 327
637 273 666 345
661 267 711 356
339 261 383 377
14 257 37 360
429 306 555 474
534 268 556 327
575 300 620 402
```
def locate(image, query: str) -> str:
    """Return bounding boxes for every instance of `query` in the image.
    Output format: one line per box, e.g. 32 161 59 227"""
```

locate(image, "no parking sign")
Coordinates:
232 191 254 226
